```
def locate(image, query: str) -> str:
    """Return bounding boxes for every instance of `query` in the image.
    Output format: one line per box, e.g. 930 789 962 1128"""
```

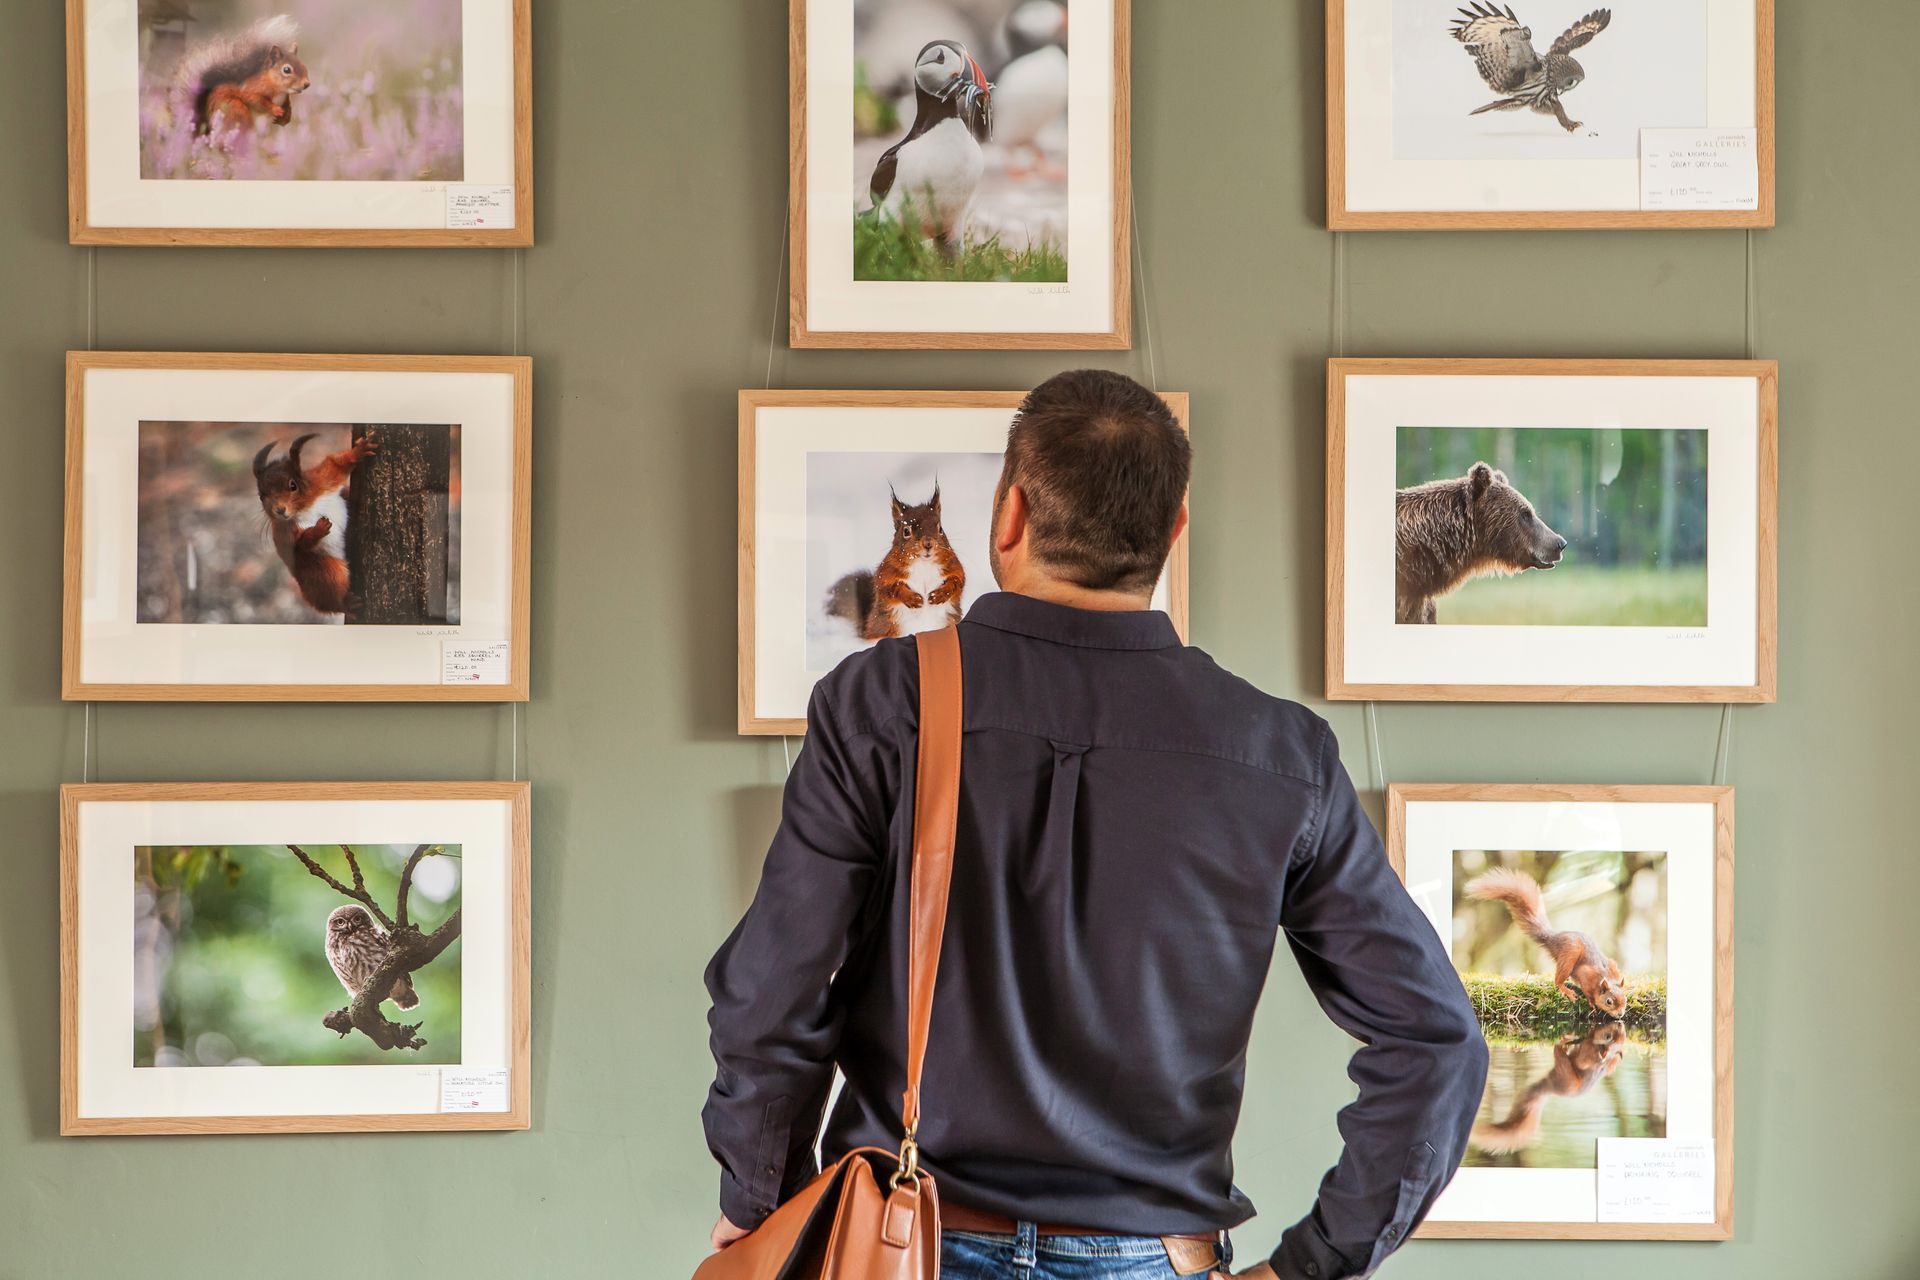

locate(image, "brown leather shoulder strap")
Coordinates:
901 626 962 1138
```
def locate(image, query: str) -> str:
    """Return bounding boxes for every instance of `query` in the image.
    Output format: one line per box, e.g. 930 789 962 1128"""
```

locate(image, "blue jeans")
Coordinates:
941 1221 1227 1279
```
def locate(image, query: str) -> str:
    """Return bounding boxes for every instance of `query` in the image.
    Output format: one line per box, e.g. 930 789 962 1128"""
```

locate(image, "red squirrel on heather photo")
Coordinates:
825 485 967 642
176 15 312 136
1465 867 1629 1017
251 431 378 618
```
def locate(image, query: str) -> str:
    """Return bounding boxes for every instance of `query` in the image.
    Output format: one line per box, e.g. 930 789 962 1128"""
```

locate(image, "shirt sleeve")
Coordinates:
701 680 892 1230
1269 724 1488 1280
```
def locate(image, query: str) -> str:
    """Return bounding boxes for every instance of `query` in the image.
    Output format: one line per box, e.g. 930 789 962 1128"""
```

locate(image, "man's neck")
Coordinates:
1007 576 1153 615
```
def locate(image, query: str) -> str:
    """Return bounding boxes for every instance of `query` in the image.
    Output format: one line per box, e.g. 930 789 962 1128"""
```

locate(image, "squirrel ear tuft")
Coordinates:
267 44 283 61
287 41 298 55
287 433 318 475
1468 461 1493 499
252 441 277 478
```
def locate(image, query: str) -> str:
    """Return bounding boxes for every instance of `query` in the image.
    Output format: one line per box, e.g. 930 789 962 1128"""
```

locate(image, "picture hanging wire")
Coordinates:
764 215 792 391
1364 700 1386 793
1334 232 1376 790
1129 186 1160 393
83 246 97 786
510 246 527 785
1712 704 1734 788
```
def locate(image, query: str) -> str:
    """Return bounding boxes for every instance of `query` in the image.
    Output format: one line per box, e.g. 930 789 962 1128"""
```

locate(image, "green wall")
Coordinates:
2 4 1915 1277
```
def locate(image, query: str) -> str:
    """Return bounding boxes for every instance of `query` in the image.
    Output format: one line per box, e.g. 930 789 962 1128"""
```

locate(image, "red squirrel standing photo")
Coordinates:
825 485 967 642
251 431 378 619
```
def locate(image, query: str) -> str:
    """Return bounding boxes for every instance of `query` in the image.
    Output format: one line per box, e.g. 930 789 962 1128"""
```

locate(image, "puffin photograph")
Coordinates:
867 39 995 260
853 0 1071 281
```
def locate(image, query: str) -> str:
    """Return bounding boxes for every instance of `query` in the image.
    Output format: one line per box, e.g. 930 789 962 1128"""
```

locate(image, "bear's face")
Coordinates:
1468 462 1568 572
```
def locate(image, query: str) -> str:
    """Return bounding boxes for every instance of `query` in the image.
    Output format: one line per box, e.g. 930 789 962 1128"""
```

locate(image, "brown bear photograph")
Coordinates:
1395 426 1707 626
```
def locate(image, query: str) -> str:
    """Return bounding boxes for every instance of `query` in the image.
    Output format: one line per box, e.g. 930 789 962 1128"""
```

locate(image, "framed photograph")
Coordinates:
789 0 1131 348
68 0 532 246
1387 783 1733 1239
739 389 1189 733
1326 359 1776 702
1327 0 1775 229
64 352 532 701
61 781 531 1135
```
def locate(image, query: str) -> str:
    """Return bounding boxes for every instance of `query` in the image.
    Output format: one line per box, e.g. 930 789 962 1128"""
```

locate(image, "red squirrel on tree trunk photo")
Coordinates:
251 431 378 619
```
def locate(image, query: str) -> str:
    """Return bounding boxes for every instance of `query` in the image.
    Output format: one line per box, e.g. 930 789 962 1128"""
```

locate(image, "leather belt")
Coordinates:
939 1200 1216 1244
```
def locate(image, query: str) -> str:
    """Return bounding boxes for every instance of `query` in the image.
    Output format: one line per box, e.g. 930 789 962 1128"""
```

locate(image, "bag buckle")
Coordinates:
889 1128 922 1190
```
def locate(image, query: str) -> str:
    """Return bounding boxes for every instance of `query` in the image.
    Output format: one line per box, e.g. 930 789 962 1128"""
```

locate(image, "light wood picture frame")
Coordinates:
61 781 532 1135
1327 0 1775 230
1327 358 1777 703
789 0 1132 348
1387 783 1734 1240
739 389 1190 734
65 351 533 702
67 0 533 246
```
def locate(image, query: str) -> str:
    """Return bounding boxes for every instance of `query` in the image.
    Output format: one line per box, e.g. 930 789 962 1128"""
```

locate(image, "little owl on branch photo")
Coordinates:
1450 3 1613 133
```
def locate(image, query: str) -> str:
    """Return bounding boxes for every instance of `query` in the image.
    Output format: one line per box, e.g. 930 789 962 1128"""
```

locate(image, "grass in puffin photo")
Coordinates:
852 0 1071 282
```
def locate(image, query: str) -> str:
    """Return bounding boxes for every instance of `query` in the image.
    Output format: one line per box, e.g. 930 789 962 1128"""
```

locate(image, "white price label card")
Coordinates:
440 1068 511 1113
1640 129 1760 211
446 185 516 229
1597 1138 1715 1223
442 641 511 685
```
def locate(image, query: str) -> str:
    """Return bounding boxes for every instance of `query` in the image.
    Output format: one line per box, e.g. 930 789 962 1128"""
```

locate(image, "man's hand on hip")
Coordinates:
711 1214 749 1252
1217 1264 1278 1279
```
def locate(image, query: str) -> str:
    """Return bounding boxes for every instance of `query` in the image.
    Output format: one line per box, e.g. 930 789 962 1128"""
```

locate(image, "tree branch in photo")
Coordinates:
395 843 441 929
291 844 459 1052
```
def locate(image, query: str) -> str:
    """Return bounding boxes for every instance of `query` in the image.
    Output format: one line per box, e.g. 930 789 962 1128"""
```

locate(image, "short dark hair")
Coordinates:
1001 370 1190 593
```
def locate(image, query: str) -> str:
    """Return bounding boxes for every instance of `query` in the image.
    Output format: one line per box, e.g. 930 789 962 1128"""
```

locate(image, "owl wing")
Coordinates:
1550 8 1612 55
1451 4 1543 95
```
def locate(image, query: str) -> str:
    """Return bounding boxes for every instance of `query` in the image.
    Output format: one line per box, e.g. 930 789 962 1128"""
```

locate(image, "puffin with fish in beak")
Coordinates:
868 38 994 259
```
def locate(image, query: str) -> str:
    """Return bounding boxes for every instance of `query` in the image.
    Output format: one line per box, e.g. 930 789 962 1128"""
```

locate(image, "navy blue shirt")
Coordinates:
703 593 1485 1278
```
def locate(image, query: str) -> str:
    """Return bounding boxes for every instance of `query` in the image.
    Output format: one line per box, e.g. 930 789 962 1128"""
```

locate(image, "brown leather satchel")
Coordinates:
694 626 963 1280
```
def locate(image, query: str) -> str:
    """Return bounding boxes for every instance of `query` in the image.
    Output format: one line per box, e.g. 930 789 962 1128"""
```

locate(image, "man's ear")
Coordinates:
1468 462 1493 501
995 483 1030 552
1168 502 1189 548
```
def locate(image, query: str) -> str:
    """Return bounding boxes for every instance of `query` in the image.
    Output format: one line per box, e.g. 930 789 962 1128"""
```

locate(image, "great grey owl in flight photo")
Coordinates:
1450 4 1613 134
325 904 420 1010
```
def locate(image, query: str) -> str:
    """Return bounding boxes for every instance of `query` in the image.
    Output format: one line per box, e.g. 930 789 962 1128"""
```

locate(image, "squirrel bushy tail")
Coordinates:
825 570 876 627
1465 867 1557 947
172 14 301 129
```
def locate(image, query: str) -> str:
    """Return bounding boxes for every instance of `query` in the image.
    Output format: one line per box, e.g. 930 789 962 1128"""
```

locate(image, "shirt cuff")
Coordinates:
718 1166 774 1234
1271 1211 1354 1280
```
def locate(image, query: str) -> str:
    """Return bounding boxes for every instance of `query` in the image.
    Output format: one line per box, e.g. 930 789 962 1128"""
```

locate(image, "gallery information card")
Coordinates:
1596 1138 1716 1223
442 641 512 685
440 1068 511 1113
445 185 516 229
1640 129 1760 211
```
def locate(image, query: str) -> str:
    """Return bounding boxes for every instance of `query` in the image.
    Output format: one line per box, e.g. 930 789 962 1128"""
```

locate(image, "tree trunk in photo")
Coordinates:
347 425 452 625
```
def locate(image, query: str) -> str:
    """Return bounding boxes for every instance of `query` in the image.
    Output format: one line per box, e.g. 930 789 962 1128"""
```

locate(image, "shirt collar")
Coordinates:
963 592 1182 651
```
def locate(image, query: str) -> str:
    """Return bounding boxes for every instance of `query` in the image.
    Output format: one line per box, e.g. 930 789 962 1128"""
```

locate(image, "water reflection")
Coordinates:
1465 1023 1667 1169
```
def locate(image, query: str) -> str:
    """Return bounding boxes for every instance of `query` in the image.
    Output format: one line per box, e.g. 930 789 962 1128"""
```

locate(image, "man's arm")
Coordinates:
1268 725 1487 1280
702 681 892 1231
